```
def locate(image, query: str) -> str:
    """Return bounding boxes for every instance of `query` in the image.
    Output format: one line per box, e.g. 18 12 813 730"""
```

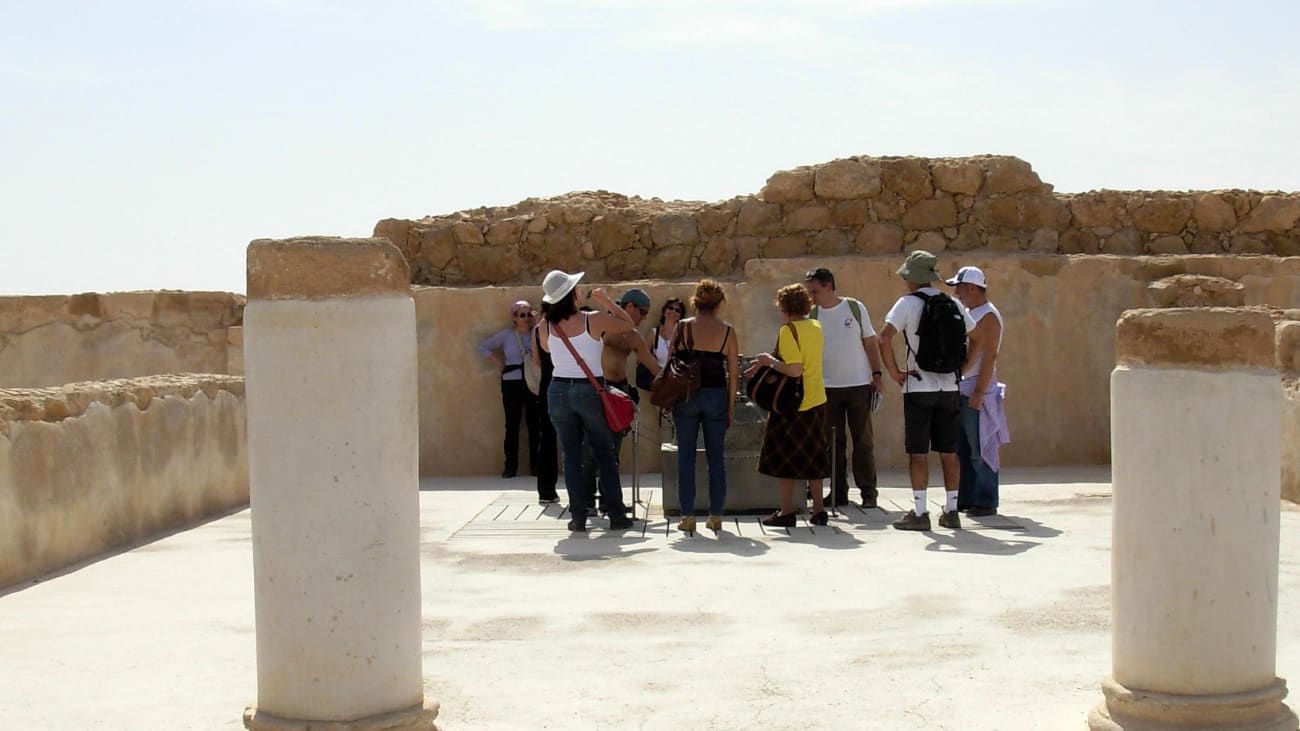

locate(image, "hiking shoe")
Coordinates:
892 510 931 531
809 510 829 526
761 511 797 528
938 509 962 529
567 517 587 532
608 515 635 530
966 506 997 517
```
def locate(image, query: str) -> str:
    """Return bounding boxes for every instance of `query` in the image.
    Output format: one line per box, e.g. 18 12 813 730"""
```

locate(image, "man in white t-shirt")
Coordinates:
804 267 884 508
879 250 976 532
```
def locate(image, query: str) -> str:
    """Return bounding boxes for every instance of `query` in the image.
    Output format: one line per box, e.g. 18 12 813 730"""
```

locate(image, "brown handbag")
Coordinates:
649 322 702 410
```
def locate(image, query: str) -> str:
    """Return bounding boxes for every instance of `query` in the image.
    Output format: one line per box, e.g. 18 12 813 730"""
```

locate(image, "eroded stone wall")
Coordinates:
417 254 1300 486
0 374 248 588
1280 317 1300 504
376 156 1300 286
0 291 245 388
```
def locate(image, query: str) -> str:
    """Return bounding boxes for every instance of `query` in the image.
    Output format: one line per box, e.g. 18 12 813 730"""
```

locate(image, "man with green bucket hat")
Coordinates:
878 250 976 532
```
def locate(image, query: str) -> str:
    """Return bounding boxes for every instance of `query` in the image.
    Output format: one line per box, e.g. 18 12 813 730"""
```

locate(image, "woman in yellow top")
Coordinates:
745 283 829 527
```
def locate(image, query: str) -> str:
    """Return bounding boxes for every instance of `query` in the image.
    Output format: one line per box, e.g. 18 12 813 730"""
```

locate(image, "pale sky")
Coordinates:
3 0 1298 295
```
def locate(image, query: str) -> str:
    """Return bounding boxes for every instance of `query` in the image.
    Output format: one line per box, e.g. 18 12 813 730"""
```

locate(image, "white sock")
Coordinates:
945 490 958 512
913 490 928 515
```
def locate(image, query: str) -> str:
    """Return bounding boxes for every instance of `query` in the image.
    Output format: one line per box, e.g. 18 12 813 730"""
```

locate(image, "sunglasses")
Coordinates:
513 311 534 319
666 307 685 314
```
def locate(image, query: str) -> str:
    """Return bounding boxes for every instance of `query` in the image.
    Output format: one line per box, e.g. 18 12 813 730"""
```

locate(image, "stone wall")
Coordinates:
1280 317 1300 504
0 291 245 388
415 254 1300 489
0 374 248 588
375 156 1300 286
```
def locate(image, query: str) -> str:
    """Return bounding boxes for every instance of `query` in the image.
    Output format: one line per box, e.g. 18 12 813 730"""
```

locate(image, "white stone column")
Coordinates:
1089 308 1296 731
242 238 437 731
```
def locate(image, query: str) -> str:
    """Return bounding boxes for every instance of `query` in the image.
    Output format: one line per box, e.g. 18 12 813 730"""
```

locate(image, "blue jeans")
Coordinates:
957 395 999 509
548 379 626 520
672 387 729 515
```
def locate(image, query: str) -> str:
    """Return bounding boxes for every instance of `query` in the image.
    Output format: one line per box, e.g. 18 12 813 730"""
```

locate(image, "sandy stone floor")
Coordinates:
2 466 1298 730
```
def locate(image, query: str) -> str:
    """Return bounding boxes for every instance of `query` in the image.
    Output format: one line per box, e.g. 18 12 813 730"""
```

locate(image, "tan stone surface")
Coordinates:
784 204 832 232
1115 308 1277 370
1131 197 1192 233
881 158 933 202
0 374 247 588
813 159 882 199
1147 275 1246 307
759 168 814 203
901 196 957 230
735 199 783 236
247 237 410 301
932 161 984 195
1193 194 1238 233
855 222 905 253
0 291 244 389
1240 196 1300 234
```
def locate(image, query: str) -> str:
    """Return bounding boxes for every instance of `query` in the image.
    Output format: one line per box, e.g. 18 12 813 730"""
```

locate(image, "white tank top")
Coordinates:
548 315 605 379
960 301 1003 392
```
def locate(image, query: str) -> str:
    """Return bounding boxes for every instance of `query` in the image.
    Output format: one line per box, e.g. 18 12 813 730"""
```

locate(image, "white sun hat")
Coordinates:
541 270 585 304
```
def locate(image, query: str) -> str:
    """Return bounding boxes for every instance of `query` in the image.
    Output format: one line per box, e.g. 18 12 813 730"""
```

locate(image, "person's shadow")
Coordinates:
922 514 1062 556
667 529 770 557
552 529 657 562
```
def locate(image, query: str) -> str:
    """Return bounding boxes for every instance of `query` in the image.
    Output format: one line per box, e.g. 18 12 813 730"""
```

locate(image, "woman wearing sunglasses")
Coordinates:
477 300 541 479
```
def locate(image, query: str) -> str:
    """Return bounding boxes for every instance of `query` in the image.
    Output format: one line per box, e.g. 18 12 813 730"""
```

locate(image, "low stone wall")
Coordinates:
0 374 248 588
1280 318 1300 504
0 291 245 388
416 253 1300 488
376 155 1300 286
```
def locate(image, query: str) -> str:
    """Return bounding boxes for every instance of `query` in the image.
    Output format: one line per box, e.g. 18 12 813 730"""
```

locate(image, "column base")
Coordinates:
244 701 439 731
1088 676 1297 731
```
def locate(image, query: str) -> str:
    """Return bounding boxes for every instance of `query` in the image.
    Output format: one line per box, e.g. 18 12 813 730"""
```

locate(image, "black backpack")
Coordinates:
907 291 967 376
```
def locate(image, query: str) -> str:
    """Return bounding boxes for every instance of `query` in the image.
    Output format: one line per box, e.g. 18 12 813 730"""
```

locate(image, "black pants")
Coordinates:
534 376 559 500
501 379 540 475
824 385 878 502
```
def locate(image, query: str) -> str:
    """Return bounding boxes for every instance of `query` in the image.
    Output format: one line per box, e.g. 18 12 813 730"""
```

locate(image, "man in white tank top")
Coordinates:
947 266 1008 517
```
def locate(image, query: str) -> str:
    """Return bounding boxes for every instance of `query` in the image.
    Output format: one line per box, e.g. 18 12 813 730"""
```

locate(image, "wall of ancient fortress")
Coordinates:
0 291 245 388
418 254 1300 492
375 155 1300 287
0 375 248 588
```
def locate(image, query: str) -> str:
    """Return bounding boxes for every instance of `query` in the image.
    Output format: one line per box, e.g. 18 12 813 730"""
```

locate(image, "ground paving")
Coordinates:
3 466 1298 730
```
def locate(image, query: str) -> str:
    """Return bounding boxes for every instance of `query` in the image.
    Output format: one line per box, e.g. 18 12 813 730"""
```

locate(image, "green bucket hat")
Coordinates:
897 250 941 284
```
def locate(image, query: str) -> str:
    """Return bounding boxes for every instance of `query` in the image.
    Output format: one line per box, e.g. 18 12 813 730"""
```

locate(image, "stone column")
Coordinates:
1089 308 1296 731
242 238 437 731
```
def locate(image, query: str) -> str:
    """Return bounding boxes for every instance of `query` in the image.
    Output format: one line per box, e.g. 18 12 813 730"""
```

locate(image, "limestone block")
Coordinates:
809 229 854 256
832 200 871 226
698 236 738 276
1147 235 1189 255
855 222 905 254
562 206 596 224
987 234 1022 252
645 246 692 278
484 217 528 246
458 245 524 283
538 230 582 271
932 162 983 195
760 168 815 203
736 200 784 236
901 196 957 230
1102 228 1144 255
813 159 883 199
1029 228 1059 253
1115 308 1276 370
973 197 1021 230
604 248 649 280
696 206 735 236
450 221 484 245
1146 275 1245 308
1060 229 1100 254
762 235 808 259
785 205 832 232
1070 192 1126 228
373 219 415 262
882 158 933 203
1021 197 1071 230
1192 193 1237 233
1272 234 1300 257
589 215 636 258
418 226 457 271
948 224 982 251
1239 195 1300 233
650 213 699 248
983 157 1041 194
247 238 410 301
526 216 548 233
1189 231 1225 254
1278 321 1300 374
1130 197 1192 234
1230 235 1270 254
906 231 947 253
734 237 762 267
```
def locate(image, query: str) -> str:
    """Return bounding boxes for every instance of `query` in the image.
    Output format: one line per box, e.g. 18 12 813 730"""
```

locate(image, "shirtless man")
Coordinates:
581 288 661 511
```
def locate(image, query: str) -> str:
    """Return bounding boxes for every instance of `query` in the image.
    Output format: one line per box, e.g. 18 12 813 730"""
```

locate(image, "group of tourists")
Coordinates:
476 249 1009 534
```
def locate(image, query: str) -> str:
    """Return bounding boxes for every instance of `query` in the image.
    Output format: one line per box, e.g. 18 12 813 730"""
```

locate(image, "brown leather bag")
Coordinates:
649 322 702 410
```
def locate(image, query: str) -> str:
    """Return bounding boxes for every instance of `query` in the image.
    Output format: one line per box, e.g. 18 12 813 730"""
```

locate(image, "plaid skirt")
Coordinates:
758 404 829 480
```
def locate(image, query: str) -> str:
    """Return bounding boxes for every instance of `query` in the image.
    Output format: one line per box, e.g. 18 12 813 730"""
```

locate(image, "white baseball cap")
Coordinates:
945 266 987 288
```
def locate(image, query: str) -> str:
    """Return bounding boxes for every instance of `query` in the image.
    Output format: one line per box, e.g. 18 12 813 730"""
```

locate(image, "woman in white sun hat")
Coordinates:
536 270 638 533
